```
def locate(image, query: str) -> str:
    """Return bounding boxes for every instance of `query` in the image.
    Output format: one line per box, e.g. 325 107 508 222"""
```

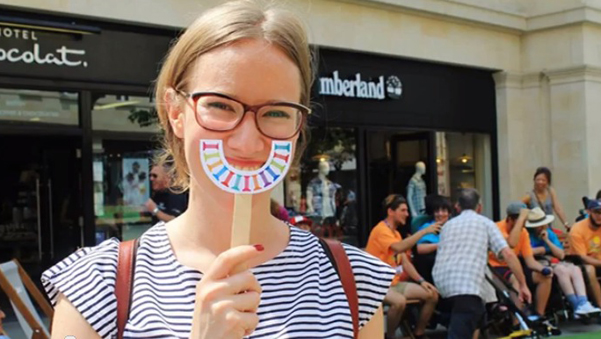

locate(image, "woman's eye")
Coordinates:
208 101 234 111
263 110 291 119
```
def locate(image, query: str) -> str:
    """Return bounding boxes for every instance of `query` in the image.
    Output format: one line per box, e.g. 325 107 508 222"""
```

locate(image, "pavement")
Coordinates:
2 315 601 338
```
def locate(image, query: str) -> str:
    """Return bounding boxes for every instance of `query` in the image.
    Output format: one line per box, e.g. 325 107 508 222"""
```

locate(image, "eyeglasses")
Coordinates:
175 91 311 140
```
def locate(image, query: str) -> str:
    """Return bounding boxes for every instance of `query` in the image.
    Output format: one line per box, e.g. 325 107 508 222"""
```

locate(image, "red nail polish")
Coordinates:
254 244 264 252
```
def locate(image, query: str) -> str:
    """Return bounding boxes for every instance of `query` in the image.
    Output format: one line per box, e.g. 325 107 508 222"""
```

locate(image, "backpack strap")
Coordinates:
115 239 139 339
319 238 359 338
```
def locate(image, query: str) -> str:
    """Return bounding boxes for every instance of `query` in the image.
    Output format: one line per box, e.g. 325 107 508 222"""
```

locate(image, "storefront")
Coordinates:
0 6 500 283
0 7 177 285
283 47 499 246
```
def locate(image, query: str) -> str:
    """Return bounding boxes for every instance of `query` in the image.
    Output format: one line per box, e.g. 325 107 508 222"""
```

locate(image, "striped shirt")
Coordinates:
42 223 394 338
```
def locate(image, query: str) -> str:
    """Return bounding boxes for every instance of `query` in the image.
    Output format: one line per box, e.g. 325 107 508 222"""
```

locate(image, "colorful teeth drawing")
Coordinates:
200 139 293 194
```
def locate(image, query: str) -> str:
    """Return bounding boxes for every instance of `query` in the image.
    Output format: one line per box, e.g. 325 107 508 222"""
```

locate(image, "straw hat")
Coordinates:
525 207 555 228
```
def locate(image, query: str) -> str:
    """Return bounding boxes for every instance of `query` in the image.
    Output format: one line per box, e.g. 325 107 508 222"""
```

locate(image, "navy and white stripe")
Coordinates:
42 223 394 338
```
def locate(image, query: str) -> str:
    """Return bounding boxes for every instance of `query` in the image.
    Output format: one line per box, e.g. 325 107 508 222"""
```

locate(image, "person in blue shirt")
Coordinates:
413 195 452 284
528 219 601 316
416 195 453 255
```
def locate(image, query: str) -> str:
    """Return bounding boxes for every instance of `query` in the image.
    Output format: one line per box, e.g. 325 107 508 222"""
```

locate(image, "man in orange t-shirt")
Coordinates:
489 203 553 316
569 198 601 307
365 194 440 339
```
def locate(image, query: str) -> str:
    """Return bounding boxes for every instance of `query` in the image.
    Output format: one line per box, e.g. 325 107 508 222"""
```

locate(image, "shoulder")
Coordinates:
41 223 166 337
570 220 587 234
41 238 120 337
340 243 394 328
419 220 434 230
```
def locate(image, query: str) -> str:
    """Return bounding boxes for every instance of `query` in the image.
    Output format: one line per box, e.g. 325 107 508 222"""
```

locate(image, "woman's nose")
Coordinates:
227 111 265 154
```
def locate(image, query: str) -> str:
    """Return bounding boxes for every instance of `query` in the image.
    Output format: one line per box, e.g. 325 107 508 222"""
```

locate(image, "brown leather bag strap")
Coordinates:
116 239 139 339
320 238 359 338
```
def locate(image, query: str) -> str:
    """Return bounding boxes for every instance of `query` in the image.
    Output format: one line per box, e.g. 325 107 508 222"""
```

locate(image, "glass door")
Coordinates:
0 136 81 279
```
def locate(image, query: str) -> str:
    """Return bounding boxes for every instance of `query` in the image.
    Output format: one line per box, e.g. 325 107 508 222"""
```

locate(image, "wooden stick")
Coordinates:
231 194 253 274
231 194 252 248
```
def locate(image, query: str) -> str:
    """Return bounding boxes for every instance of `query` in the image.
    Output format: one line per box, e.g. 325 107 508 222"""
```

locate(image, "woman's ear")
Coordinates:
165 88 185 138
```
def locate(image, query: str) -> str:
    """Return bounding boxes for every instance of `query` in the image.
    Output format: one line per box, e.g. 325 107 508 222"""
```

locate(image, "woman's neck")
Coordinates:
169 183 288 258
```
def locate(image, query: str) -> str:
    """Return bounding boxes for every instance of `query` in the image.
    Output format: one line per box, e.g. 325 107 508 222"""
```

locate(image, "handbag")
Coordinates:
115 238 359 339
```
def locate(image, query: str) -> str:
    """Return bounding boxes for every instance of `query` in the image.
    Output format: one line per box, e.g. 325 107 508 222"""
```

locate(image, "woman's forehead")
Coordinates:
187 39 301 103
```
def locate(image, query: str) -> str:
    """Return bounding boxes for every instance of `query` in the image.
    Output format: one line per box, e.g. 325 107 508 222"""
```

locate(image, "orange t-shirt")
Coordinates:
489 220 533 267
569 218 601 260
365 221 408 285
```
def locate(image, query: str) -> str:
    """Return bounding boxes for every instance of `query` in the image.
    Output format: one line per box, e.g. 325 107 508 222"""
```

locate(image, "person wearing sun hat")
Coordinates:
528 207 601 316
489 203 554 319
569 198 601 308
288 215 313 232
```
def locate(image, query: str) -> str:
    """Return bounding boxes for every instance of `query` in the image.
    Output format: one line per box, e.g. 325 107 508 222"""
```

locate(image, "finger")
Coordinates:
222 270 262 295
205 245 264 280
213 290 261 314
225 311 260 337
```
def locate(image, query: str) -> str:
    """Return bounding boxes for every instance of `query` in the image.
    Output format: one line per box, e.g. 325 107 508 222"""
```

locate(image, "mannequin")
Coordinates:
407 161 427 218
306 161 339 218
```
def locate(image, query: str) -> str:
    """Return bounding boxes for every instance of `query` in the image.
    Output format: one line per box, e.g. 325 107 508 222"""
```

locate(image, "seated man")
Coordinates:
489 203 553 318
569 198 601 308
366 194 440 339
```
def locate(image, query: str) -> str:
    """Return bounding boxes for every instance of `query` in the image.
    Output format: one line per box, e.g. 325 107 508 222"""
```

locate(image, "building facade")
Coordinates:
1 0 601 275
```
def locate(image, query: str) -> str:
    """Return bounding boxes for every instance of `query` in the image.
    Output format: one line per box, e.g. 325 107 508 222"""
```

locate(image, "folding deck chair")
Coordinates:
0 260 53 339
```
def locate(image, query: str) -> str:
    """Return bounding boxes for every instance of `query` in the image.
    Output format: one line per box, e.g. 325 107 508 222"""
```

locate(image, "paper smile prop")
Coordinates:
200 139 293 194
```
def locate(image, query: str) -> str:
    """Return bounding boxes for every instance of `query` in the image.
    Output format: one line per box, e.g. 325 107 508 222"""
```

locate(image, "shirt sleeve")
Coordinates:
487 220 509 256
520 231 533 257
41 238 119 338
570 228 588 256
342 244 395 330
374 227 401 253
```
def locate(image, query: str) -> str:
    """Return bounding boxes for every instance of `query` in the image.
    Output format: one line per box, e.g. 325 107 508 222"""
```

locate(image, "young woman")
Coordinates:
528 223 600 316
416 195 453 255
522 167 570 229
43 2 394 338
413 195 452 284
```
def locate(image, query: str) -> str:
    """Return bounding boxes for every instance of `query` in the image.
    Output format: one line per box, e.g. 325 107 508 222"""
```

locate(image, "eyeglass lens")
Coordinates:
195 95 302 139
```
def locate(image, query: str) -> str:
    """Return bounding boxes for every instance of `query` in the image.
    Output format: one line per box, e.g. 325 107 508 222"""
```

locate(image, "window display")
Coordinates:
436 132 493 218
285 127 359 245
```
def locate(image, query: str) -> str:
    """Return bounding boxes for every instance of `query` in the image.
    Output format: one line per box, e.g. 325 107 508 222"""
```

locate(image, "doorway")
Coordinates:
365 130 435 233
0 135 82 280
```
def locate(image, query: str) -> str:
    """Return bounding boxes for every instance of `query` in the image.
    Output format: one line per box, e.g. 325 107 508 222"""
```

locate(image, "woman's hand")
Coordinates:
190 244 264 339
540 230 549 241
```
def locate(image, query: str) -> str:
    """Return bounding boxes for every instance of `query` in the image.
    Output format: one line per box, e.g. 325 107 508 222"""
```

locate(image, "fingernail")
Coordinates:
254 244 264 252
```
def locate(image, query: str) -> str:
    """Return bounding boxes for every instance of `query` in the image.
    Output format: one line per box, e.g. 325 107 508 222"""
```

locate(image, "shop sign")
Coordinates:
318 71 402 100
0 26 88 68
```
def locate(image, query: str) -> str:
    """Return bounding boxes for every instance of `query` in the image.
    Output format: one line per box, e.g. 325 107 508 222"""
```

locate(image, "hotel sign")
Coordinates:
0 26 89 68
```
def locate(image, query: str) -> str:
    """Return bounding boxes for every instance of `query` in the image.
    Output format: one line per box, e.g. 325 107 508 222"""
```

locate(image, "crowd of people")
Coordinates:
340 167 601 339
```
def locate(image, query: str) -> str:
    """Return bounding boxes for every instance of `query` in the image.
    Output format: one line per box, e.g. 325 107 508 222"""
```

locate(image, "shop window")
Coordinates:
92 94 159 133
93 145 158 243
92 94 161 243
283 127 359 246
436 132 493 218
0 88 78 125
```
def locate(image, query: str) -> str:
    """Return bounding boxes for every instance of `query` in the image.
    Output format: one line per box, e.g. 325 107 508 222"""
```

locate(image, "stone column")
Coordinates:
494 71 526 212
544 65 601 224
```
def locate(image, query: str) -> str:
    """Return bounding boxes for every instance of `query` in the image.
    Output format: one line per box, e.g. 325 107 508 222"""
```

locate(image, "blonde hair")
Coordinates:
155 0 313 191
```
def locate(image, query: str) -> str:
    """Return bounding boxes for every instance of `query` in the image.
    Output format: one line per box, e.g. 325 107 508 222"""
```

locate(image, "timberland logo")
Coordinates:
0 26 88 68
318 71 402 100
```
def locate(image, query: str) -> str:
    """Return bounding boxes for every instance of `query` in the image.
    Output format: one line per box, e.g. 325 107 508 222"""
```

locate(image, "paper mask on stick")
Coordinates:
200 139 293 249
200 139 292 193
